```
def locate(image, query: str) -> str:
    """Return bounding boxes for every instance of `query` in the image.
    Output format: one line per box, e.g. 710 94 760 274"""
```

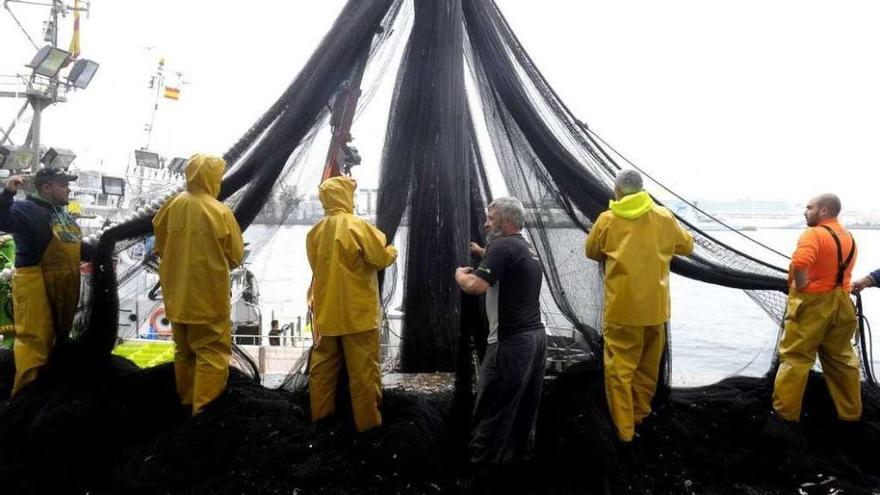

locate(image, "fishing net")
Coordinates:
1 0 879 493
1 349 878 494
73 0 835 385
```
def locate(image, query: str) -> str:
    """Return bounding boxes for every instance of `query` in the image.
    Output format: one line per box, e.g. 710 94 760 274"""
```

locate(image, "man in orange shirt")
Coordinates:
773 193 861 423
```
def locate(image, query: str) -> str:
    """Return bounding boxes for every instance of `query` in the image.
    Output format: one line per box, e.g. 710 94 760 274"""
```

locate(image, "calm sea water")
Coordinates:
245 225 880 386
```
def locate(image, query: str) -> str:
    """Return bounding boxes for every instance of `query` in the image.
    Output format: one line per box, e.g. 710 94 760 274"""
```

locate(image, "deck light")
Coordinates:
41 147 77 169
134 149 161 169
0 146 37 170
67 59 100 89
27 45 71 78
101 176 125 196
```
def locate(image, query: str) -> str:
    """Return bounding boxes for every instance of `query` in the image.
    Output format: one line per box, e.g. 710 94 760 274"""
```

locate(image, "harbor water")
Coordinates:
245 225 880 387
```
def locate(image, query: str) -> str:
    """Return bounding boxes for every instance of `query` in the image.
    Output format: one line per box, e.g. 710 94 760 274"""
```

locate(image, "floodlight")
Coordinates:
27 45 71 78
134 149 161 169
167 157 187 174
0 145 37 170
101 176 125 196
41 147 77 169
67 59 100 89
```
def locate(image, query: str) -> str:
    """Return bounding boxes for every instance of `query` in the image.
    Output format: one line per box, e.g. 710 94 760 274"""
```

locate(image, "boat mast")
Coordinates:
0 0 92 170
143 57 165 151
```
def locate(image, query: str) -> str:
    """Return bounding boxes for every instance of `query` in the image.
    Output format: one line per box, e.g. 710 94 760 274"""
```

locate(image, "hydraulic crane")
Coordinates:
320 56 367 181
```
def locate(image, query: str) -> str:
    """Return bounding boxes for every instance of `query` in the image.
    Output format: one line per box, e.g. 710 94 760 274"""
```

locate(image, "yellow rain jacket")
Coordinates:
153 154 244 324
585 191 694 326
306 176 397 335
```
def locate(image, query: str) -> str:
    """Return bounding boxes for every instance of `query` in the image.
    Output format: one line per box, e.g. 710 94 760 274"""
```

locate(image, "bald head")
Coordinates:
803 193 842 227
814 194 841 217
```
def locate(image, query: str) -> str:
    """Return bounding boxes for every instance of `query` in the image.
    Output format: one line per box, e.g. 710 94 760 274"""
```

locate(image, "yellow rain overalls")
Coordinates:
585 191 694 441
153 154 244 415
773 221 861 422
12 210 82 395
306 176 397 432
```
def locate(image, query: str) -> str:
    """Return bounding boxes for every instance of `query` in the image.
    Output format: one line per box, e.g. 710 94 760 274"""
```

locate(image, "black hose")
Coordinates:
855 293 878 389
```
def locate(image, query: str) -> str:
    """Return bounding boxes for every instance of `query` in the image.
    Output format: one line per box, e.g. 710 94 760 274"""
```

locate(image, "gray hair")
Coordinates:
488 196 525 230
615 169 643 195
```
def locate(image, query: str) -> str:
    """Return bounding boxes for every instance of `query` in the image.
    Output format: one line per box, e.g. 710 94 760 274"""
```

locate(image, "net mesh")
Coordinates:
69 0 876 393
2 1 879 493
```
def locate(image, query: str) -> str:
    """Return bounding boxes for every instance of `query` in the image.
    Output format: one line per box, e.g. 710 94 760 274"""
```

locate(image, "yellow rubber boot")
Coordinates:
309 335 343 422
342 329 382 432
181 320 231 415
11 268 54 396
604 323 644 442
632 324 666 424
172 322 195 406
818 291 862 420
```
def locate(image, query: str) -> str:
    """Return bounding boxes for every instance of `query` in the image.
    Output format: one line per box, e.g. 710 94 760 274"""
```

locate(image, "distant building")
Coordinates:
253 188 379 225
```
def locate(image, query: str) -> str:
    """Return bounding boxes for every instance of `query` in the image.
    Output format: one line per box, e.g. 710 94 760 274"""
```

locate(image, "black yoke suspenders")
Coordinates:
819 225 856 287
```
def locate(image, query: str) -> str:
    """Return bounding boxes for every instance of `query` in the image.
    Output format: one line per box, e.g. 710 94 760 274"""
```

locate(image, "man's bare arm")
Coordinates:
455 266 490 295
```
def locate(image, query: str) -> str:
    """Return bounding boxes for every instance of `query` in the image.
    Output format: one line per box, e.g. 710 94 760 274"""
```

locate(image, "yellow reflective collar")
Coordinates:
609 191 654 219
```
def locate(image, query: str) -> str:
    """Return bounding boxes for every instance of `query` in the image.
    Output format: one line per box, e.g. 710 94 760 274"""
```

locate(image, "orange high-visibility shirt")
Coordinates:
789 219 857 293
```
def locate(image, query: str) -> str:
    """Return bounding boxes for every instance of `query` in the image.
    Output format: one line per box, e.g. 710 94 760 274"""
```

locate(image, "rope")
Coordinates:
585 128 793 262
3 3 42 51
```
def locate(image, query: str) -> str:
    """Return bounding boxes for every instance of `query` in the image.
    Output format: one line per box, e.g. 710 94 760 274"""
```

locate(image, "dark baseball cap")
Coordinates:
33 167 78 185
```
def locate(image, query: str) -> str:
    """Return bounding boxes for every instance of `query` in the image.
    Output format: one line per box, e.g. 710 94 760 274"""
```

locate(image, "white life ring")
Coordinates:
149 306 172 337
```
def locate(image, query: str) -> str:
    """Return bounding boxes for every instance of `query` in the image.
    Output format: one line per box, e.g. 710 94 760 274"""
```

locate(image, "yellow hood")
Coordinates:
306 179 398 335
609 191 654 219
185 154 225 198
319 176 356 215
153 153 243 324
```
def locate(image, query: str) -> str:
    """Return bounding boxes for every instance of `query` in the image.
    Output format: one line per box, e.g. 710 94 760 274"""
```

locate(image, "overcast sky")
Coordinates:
2 1 879 208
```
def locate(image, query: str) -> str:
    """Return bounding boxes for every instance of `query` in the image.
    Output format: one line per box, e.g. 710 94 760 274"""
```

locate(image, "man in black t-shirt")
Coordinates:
455 196 546 469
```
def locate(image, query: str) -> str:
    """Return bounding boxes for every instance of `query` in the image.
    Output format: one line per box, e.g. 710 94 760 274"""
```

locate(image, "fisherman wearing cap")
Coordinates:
0 168 89 395
153 154 244 415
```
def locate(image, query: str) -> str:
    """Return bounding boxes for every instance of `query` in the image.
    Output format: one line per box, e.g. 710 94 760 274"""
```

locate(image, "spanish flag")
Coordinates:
68 0 81 59
163 86 180 100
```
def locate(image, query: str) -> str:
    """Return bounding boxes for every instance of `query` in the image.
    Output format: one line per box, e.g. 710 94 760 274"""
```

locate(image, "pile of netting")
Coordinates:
1 350 878 494
1 0 879 493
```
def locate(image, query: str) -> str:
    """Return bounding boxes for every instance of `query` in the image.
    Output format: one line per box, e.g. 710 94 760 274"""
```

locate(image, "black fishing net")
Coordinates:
1 349 879 494
375 0 475 373
1 0 879 493
74 0 846 384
